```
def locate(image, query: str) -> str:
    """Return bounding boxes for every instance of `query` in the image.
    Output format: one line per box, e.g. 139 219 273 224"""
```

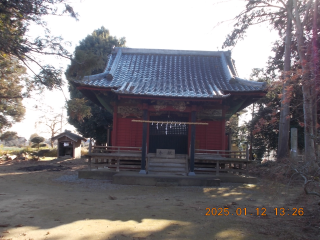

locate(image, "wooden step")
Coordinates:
148 158 186 163
149 162 186 167
149 166 186 172
151 172 187 176
147 156 188 175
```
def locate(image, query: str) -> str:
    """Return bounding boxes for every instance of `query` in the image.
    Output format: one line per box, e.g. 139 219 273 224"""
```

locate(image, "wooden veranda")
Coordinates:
86 144 251 176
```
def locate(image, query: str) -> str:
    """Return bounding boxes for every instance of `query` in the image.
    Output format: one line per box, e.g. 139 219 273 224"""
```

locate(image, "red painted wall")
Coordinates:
116 118 143 147
114 116 226 151
195 120 226 150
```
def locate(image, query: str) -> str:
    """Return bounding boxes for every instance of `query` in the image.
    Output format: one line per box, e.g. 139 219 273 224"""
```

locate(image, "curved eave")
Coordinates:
76 85 113 92
71 80 114 92
223 90 267 96
112 92 231 101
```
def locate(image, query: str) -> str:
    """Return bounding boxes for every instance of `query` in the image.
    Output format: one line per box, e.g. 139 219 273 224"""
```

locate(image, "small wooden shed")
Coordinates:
52 130 86 159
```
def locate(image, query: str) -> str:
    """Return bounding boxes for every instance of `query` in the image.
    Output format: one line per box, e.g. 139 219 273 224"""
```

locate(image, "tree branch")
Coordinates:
0 96 23 99
293 168 320 197
302 0 313 27
278 0 288 8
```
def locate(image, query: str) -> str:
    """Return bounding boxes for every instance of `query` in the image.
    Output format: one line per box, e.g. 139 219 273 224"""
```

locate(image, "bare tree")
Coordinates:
35 106 65 147
223 0 319 163
278 0 293 159
289 0 317 163
39 114 63 147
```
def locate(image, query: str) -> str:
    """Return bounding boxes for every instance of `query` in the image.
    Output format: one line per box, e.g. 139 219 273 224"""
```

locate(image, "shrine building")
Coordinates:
73 48 266 176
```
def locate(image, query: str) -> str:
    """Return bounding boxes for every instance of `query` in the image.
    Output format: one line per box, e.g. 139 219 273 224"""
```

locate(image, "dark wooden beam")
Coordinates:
189 108 196 176
77 86 111 91
140 107 148 174
118 94 224 103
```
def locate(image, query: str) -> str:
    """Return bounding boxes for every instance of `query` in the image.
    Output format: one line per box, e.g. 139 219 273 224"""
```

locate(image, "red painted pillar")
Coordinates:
113 104 118 146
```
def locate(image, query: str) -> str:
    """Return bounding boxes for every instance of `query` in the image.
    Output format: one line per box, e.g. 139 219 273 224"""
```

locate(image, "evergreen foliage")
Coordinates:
30 136 45 150
29 133 39 142
0 0 77 131
0 56 26 131
0 131 18 142
66 27 126 144
0 0 78 92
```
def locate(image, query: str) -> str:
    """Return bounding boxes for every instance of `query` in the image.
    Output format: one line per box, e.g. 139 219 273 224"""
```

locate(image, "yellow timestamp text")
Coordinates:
205 207 304 216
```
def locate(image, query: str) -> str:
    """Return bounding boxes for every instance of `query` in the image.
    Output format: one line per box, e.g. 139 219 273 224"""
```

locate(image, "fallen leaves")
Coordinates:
109 195 116 200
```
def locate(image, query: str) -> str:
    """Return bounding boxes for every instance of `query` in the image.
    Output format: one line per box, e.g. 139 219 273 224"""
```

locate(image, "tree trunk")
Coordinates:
312 0 319 160
292 0 316 162
302 84 316 161
278 0 293 160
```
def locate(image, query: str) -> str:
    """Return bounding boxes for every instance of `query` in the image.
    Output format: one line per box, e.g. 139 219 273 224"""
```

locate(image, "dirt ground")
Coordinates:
0 158 319 240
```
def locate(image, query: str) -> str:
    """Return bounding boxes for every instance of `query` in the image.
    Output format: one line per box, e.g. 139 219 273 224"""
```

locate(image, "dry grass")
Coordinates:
247 158 320 238
81 147 88 156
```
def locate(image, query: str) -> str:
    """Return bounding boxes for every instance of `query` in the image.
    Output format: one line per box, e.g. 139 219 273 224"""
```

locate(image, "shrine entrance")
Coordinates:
149 114 188 154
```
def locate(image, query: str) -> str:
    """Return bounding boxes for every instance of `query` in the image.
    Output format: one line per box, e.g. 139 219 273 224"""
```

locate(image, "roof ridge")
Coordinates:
52 130 86 142
113 47 231 57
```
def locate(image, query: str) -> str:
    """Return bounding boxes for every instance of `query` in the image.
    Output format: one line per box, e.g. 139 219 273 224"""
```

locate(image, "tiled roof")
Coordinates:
52 130 86 142
77 48 266 98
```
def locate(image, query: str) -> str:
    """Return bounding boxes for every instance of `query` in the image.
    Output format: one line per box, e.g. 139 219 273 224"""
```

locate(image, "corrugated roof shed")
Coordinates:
76 48 266 98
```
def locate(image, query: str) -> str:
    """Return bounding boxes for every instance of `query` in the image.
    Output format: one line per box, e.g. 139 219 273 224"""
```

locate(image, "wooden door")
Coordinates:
149 115 188 154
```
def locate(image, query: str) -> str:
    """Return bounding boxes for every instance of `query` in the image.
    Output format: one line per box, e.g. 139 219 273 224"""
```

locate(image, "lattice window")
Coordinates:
149 115 188 135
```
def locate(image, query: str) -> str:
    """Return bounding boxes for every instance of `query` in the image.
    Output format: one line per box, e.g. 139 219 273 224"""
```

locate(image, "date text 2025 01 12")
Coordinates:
205 208 304 216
